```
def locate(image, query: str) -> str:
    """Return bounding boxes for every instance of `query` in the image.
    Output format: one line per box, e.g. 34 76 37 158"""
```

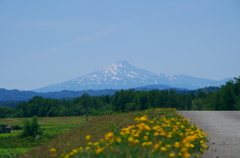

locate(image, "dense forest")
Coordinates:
0 77 239 118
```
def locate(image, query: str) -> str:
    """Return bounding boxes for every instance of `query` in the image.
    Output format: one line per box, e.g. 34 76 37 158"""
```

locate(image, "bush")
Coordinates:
20 115 42 138
11 125 22 130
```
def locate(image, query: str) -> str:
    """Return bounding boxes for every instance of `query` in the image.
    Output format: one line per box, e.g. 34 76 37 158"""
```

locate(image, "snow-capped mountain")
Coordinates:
33 61 232 92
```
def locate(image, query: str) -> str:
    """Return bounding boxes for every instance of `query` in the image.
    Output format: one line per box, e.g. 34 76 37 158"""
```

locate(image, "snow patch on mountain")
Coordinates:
32 61 233 92
111 77 121 80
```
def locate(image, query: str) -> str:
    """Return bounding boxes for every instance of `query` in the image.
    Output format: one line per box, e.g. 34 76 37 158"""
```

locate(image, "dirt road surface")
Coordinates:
5 118 20 122
178 111 240 158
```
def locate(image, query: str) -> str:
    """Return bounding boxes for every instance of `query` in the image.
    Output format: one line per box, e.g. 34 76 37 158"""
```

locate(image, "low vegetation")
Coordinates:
16 108 209 158
0 116 87 158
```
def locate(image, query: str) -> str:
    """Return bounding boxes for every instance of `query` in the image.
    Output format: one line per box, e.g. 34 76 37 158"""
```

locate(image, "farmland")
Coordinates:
0 116 88 158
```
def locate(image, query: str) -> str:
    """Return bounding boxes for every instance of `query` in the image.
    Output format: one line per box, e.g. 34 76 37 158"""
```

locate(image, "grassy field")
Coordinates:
18 112 139 158
0 116 91 158
0 116 89 126
14 108 209 158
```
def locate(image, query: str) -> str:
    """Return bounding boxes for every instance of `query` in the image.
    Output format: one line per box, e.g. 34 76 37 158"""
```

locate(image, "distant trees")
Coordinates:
0 77 239 118
0 107 15 118
80 93 90 121
206 76 240 110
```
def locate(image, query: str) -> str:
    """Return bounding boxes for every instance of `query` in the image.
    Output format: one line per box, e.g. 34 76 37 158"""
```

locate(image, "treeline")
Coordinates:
0 88 117 101
0 100 21 108
0 77 239 118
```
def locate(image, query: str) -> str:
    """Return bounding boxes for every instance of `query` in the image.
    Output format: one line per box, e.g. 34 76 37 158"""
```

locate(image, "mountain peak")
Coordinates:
100 61 134 74
115 61 131 65
33 61 232 92
110 61 133 68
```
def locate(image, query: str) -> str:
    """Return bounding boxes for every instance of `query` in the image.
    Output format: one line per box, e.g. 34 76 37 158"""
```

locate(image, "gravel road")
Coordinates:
177 111 240 158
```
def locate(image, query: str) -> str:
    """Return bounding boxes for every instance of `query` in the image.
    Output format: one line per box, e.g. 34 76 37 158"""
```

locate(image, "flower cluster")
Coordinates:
51 108 209 158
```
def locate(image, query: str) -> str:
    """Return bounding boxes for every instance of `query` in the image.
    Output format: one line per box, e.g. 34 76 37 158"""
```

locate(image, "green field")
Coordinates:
0 116 90 158
0 116 88 125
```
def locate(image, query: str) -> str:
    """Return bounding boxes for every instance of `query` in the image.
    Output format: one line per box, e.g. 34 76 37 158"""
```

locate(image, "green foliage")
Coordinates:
0 123 77 158
191 98 205 110
11 125 22 130
0 100 21 108
206 76 240 110
20 116 42 138
0 148 30 158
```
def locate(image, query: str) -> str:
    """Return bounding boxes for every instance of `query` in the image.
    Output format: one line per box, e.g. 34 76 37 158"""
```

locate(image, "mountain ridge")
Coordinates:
0 84 182 102
33 61 232 92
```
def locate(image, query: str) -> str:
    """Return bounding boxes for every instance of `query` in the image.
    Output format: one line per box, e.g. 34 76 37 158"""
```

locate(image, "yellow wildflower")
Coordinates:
200 140 205 144
95 148 104 154
132 139 139 144
128 136 134 142
174 142 180 148
72 149 78 153
165 144 171 148
146 141 153 146
105 132 114 140
180 147 188 153
201 143 208 148
167 134 172 138
116 137 122 143
64 154 69 158
69 152 74 156
133 133 140 137
139 115 148 121
154 143 160 150
143 136 148 140
85 135 91 140
142 142 147 146
49 148 56 152
87 142 92 146
125 130 130 135
160 147 167 151
154 132 159 136
183 152 191 158
169 153 175 157
94 142 99 146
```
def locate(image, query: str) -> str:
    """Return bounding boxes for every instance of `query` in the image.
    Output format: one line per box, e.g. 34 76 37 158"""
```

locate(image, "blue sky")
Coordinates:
1 0 240 90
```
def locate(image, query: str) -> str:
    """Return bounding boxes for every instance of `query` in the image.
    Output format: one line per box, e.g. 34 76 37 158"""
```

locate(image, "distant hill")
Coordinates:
0 85 221 104
33 61 232 92
0 84 176 102
0 88 116 101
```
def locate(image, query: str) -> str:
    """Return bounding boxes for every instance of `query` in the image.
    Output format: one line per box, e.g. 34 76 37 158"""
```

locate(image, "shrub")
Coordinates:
11 125 22 130
20 115 42 138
